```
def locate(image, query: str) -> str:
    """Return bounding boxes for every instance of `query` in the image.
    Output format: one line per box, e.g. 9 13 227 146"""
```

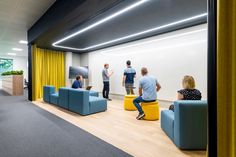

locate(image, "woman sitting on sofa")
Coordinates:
72 75 83 89
169 75 202 111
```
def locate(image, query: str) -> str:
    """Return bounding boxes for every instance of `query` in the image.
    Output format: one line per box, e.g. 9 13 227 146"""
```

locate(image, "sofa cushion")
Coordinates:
50 93 59 105
161 110 174 141
58 87 70 109
68 89 90 115
89 90 99 97
89 96 107 114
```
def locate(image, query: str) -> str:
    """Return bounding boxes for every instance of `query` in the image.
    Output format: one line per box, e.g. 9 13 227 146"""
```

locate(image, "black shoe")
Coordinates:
136 113 145 120
107 98 112 101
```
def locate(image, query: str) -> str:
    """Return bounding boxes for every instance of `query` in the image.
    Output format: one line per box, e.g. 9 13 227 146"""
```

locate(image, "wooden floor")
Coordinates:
33 99 206 157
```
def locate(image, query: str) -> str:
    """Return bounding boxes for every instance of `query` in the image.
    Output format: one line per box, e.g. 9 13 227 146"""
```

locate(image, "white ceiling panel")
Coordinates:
0 0 56 57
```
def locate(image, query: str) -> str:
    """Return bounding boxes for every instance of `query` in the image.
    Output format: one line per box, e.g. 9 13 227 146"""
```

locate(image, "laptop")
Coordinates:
86 86 93 90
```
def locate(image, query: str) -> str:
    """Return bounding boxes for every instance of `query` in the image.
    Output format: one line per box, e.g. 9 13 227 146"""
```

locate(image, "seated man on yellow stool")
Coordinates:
133 67 161 120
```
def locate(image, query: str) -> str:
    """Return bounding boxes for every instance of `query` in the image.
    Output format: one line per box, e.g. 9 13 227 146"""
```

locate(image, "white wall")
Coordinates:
0 56 28 88
88 24 207 101
65 52 82 87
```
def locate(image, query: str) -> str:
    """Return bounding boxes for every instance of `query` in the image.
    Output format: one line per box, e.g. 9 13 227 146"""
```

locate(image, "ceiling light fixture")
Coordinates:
100 28 207 55
52 1 207 51
19 40 28 44
12 48 23 51
7 53 16 56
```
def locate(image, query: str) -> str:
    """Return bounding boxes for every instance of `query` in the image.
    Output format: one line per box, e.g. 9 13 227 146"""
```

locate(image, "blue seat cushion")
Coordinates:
89 96 107 114
50 93 59 105
89 90 99 97
161 110 174 141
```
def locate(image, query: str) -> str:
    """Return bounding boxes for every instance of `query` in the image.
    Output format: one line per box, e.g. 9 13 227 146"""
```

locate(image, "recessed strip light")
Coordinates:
7 53 16 56
12 48 23 51
19 40 28 44
100 28 207 55
53 0 148 45
52 4 207 51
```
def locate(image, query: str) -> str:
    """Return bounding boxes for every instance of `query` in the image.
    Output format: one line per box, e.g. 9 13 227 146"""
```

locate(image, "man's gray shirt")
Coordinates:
102 69 109 82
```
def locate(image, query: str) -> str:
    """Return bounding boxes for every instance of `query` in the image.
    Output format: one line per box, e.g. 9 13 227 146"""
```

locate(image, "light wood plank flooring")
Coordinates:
33 99 206 157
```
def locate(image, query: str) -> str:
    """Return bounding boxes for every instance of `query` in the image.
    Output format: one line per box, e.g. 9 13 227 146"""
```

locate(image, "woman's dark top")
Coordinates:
72 80 82 89
177 89 202 100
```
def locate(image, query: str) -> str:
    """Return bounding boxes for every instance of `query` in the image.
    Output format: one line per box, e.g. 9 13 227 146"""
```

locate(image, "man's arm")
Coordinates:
122 75 126 86
156 82 161 92
106 70 113 77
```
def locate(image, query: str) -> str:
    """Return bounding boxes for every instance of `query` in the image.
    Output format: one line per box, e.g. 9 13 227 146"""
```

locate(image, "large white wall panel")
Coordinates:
88 24 207 101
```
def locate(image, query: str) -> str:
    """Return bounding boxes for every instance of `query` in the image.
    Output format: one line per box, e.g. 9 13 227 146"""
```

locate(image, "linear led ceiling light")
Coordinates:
7 53 16 56
19 40 28 44
100 28 207 55
12 48 23 51
52 1 207 51
53 0 148 46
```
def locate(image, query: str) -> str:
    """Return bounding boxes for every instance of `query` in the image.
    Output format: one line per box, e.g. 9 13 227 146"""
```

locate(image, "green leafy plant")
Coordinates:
1 70 24 76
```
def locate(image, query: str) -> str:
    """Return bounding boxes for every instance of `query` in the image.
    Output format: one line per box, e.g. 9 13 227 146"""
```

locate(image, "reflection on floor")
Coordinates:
33 99 206 157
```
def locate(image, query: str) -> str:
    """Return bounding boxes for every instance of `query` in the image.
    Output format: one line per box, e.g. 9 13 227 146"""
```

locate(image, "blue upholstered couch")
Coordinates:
161 100 207 150
43 86 107 115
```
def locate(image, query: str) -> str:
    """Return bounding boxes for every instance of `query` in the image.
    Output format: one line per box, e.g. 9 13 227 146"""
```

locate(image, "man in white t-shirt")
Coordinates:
133 67 161 120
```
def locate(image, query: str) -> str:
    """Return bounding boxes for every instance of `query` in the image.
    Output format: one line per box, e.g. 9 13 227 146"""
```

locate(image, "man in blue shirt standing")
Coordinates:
122 60 136 95
72 75 83 89
133 67 161 120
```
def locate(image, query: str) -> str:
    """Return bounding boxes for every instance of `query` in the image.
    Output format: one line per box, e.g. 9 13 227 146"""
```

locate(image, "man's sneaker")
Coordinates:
136 113 145 120
107 98 112 101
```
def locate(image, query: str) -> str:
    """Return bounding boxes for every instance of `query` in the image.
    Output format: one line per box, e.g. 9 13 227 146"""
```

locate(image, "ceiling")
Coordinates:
31 0 207 54
0 0 56 57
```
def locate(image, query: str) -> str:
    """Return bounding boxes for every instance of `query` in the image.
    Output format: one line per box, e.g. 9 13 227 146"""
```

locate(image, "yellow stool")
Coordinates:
141 101 159 120
124 95 137 111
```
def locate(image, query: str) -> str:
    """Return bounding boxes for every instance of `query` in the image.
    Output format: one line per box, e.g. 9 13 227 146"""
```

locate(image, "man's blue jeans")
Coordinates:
133 96 145 114
133 96 156 114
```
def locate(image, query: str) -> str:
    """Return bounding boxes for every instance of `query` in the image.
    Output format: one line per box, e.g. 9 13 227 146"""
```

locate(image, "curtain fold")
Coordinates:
32 45 65 101
217 0 236 156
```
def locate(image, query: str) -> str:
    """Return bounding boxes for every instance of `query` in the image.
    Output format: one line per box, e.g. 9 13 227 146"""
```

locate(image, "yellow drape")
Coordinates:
32 45 65 101
217 0 236 156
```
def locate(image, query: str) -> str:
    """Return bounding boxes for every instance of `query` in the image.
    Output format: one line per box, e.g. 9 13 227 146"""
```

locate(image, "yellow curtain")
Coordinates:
32 45 65 101
217 0 236 156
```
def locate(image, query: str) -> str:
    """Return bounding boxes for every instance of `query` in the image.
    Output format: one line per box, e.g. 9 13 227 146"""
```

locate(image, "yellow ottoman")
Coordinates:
141 101 159 120
124 95 137 111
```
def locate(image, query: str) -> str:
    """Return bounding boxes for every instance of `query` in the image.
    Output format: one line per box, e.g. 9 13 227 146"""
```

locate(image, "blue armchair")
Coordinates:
161 100 207 149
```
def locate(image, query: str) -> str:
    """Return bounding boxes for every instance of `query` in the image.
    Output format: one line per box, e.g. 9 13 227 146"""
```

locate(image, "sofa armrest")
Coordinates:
43 85 55 103
174 100 207 149
161 110 174 140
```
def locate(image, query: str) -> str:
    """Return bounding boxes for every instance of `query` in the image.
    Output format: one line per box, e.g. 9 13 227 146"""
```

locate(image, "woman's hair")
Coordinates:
182 75 195 89
76 75 81 80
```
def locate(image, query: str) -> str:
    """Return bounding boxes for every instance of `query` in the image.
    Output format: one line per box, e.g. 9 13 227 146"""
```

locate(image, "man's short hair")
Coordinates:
104 63 109 67
141 67 148 75
126 60 131 66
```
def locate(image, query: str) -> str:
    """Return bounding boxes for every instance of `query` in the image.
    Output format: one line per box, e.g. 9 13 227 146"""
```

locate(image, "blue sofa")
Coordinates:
68 89 107 115
43 86 106 116
161 100 207 150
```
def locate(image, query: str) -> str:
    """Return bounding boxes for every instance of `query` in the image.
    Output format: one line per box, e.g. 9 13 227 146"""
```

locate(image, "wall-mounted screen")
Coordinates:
69 66 88 79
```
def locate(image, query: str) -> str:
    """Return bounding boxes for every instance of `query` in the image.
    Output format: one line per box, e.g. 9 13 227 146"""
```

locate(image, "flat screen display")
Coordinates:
69 66 88 79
